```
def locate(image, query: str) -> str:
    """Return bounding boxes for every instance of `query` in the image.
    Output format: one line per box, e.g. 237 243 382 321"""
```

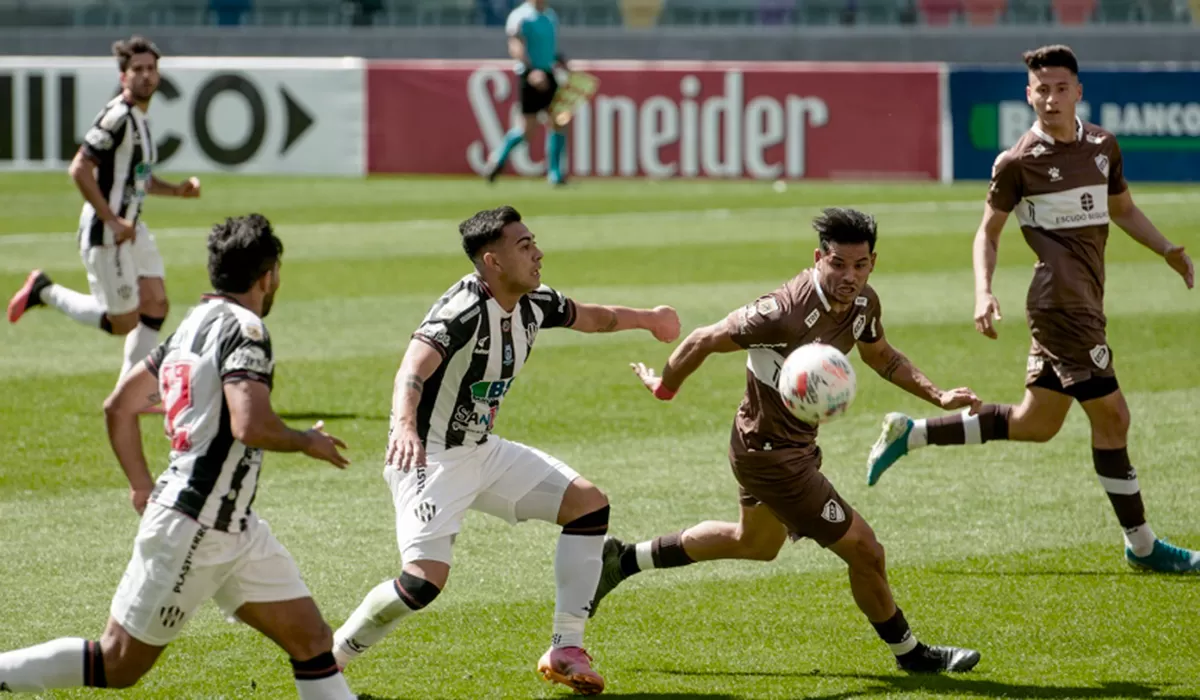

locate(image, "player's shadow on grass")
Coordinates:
357 695 737 700
633 668 1192 699
277 411 387 422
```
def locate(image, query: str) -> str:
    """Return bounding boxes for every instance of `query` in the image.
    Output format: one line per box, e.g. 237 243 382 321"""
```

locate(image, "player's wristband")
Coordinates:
653 382 677 401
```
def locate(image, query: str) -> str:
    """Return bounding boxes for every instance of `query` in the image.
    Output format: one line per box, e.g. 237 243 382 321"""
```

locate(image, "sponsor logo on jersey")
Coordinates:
852 314 866 339
854 296 868 307
805 309 820 328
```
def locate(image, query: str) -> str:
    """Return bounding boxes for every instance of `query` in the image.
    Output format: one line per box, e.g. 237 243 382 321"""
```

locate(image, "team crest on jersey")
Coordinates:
1095 155 1110 177
241 321 264 341
852 314 866 339
1090 344 1111 370
821 499 846 524
754 296 779 317
804 308 820 328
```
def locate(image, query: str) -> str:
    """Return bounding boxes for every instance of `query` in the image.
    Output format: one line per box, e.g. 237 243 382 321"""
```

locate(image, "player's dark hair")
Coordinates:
459 205 523 261
813 207 877 254
112 35 161 73
1022 44 1078 76
208 213 284 294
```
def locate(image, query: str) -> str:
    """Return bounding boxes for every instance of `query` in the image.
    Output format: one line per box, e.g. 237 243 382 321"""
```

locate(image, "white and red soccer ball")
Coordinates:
777 343 857 425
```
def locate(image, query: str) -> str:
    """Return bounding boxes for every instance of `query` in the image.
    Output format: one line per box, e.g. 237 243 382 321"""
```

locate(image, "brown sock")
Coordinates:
1093 447 1147 529
923 404 1012 446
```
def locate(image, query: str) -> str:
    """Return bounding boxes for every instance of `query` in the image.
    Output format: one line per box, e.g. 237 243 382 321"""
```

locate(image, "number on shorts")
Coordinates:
161 361 195 451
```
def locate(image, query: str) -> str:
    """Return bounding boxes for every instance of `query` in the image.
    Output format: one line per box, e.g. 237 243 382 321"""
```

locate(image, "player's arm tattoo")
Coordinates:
402 374 424 393
881 350 906 381
599 308 619 333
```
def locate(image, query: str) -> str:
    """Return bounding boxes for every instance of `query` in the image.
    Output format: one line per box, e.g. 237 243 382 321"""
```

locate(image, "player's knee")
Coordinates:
1092 403 1130 442
559 479 609 525
734 527 783 561
1012 405 1061 443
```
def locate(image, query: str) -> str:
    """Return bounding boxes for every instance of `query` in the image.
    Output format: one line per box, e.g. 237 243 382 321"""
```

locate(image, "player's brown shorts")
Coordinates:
1026 307 1118 400
728 428 853 548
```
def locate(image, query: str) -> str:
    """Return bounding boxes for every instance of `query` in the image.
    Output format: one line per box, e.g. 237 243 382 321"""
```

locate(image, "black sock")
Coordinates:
290 651 340 681
871 608 923 657
84 640 107 688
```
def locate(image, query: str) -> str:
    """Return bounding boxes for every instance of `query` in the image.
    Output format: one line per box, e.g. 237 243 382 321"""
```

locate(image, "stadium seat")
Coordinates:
962 0 1005 22
918 0 962 24
619 0 666 26
853 0 912 24
416 0 475 26
1051 0 1096 22
1141 0 1182 21
1007 0 1049 21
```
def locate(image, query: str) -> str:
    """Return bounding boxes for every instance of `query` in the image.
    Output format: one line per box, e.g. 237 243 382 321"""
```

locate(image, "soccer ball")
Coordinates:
777 343 857 425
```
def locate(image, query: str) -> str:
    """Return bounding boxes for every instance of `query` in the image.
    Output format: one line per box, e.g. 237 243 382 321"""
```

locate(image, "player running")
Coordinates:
331 206 679 695
591 208 983 674
7 35 201 391
865 45 1198 573
0 214 357 699
483 0 571 186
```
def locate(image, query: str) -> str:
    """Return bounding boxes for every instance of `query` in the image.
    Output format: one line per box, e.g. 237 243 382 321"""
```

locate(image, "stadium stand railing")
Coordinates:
0 0 1192 27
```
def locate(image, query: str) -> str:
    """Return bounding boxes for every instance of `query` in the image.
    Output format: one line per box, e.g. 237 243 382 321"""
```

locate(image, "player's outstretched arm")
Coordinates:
386 338 444 472
103 361 162 514
570 302 680 343
1110 189 1194 289
149 175 201 199
224 379 350 469
632 314 741 401
857 335 981 413
973 204 1009 339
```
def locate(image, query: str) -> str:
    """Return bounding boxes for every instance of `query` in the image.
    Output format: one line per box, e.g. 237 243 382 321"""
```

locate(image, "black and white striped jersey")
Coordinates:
406 274 577 452
78 95 157 247
145 294 275 534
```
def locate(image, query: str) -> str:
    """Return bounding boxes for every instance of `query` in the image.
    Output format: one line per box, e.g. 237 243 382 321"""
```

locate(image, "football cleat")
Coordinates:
1126 539 1200 573
589 536 627 619
898 644 981 674
537 646 604 695
7 270 52 324
867 412 914 487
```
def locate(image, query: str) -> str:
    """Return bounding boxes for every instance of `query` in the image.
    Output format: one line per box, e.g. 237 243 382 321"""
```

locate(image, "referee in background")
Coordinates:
484 0 570 186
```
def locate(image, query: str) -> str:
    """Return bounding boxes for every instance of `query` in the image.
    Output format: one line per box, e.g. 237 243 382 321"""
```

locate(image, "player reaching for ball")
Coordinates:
6 35 202 402
595 208 983 674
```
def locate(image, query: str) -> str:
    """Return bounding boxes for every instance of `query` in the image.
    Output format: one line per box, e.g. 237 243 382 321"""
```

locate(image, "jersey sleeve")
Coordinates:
218 318 275 388
81 107 129 164
412 303 482 359
729 292 789 349
144 334 174 378
986 150 1023 213
528 285 577 329
1107 139 1128 195
505 10 525 37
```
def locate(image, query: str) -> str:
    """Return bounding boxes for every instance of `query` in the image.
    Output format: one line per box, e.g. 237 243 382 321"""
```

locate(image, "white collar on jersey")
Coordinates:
1031 116 1083 145
810 268 832 312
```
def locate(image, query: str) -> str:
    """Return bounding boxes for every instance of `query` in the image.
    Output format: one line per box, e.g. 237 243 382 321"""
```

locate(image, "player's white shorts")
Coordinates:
79 221 165 316
385 437 580 565
110 502 311 647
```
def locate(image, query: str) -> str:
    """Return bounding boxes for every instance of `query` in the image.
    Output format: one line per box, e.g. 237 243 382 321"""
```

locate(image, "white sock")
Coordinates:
907 419 929 449
332 579 414 668
552 533 603 648
120 322 159 378
1124 524 1156 557
293 667 355 700
0 638 88 691
41 284 106 329
634 540 654 571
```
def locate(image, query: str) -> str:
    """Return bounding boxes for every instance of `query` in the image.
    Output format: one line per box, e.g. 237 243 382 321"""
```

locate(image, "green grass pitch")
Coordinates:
0 173 1197 700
